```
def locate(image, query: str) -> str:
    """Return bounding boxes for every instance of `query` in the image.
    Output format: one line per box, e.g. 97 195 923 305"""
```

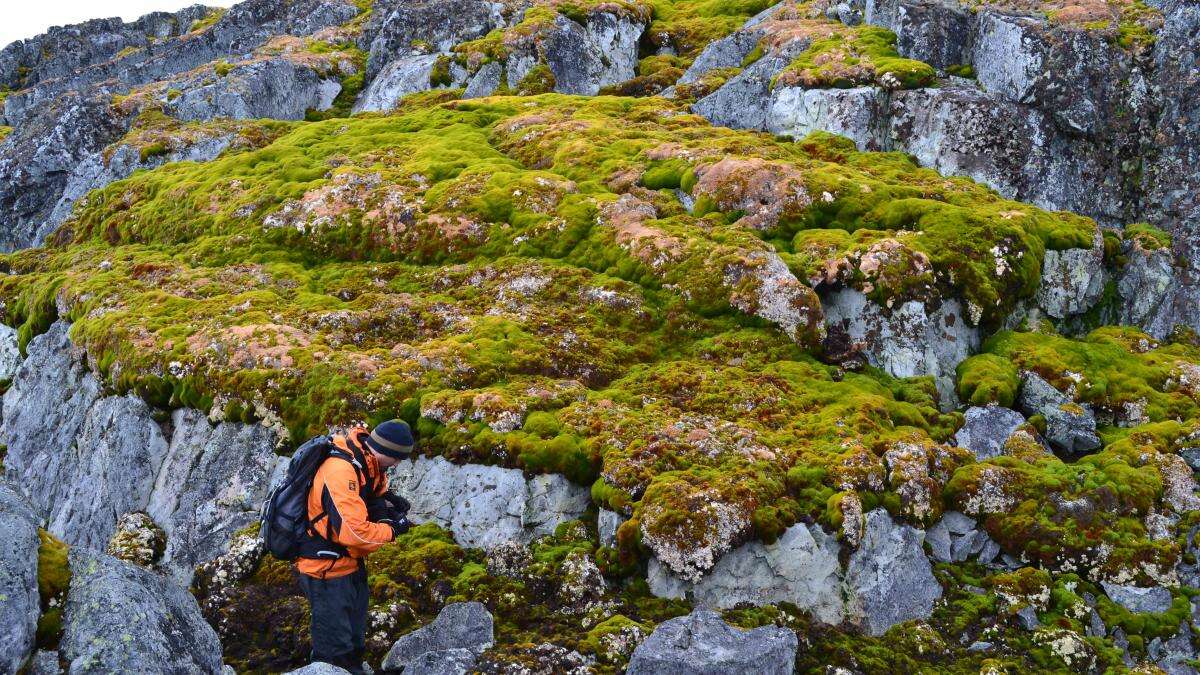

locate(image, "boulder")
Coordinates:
1016 372 1100 454
692 54 790 131
388 455 589 548
767 86 887 151
846 508 942 636
463 61 503 99
954 405 1026 460
148 408 285 578
1101 582 1174 614
354 54 465 113
597 508 627 548
821 288 978 409
925 511 1004 566
382 602 494 673
1035 232 1107 320
1119 240 1176 335
60 548 223 674
626 608 797 675
647 523 844 625
0 481 40 674
363 0 506 79
678 29 764 85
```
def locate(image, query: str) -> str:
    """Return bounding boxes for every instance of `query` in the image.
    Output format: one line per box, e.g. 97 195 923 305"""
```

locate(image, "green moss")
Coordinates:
0 125 11 143
1125 222 1172 250
36 529 70 649
946 64 975 78
957 353 1020 407
139 141 170 162
189 7 226 33
773 25 935 90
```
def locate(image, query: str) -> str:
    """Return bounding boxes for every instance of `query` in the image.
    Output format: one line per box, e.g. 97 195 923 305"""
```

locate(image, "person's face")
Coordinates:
373 451 403 468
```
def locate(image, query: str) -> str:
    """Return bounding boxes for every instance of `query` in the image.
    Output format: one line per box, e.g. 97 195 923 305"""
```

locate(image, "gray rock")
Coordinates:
692 54 790 131
678 30 764 85
967 641 993 652
1017 605 1040 631
284 663 352 675
1119 239 1176 335
0 481 40 674
1016 372 1100 454
0 92 127 250
382 602 494 672
821 288 978 410
1036 232 1107 319
647 522 844 625
463 61 502 99
355 54 462 113
364 0 506 80
1086 609 1106 638
972 13 1043 104
1152 622 1198 675
1102 582 1174 614
954 405 1025 460
3 322 170 550
0 323 22 382
28 649 63 675
164 59 343 122
60 548 222 674
148 408 286 579
598 507 627 548
512 13 643 96
846 508 942 636
767 86 887 150
388 455 588 548
627 608 797 675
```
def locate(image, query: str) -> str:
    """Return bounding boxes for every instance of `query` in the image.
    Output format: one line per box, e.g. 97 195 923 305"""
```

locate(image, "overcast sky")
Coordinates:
2 1 237 50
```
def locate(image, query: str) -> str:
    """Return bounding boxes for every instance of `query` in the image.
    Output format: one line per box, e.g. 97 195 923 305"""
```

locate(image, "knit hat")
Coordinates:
364 419 415 459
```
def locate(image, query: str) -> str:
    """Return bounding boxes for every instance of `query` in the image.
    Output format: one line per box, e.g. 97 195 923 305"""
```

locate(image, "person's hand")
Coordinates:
381 514 411 540
366 497 393 523
382 491 410 516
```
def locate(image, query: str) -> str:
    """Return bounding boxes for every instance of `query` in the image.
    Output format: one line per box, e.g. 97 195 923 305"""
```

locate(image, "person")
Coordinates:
295 419 415 672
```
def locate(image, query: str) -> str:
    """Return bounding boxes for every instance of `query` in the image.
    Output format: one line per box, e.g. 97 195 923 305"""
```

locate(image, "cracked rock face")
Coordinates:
627 608 798 675
60 548 223 674
1016 372 1101 454
647 522 845 625
0 481 40 674
3 321 285 581
822 288 978 409
845 508 942 636
1101 582 1173 614
388 455 589 548
1036 232 1107 320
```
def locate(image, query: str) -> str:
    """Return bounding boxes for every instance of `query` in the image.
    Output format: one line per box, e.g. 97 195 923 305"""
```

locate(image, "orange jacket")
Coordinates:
296 429 395 579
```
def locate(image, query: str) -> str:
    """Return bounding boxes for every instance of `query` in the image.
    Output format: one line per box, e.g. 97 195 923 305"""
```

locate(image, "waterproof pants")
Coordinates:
297 563 369 670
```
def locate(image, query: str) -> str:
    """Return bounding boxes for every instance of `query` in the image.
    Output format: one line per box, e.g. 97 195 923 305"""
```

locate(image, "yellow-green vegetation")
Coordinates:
773 24 935 89
188 7 227 34
0 92 1100 561
0 125 12 143
952 327 1200 582
36 529 71 649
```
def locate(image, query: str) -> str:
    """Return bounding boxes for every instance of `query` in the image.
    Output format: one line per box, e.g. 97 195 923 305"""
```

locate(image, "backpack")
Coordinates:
260 434 371 561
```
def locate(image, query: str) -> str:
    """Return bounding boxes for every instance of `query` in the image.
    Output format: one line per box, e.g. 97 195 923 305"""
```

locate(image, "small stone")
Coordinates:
968 641 993 652
955 405 1026 460
1101 582 1173 614
1017 605 1040 631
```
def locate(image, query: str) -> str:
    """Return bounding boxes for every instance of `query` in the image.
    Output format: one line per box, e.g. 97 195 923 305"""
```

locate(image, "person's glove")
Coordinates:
382 491 411 516
366 497 396 523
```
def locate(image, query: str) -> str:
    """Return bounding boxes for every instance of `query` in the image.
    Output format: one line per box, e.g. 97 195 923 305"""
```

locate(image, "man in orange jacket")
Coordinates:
296 419 415 672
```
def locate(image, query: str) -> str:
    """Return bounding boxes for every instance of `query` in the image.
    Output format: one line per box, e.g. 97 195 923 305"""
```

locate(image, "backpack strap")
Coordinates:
298 444 373 560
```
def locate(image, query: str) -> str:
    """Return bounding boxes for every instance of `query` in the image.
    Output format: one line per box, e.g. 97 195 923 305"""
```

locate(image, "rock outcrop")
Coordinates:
822 288 978 408
389 455 589 548
59 548 223 674
648 522 844 625
1016 371 1101 454
845 508 942 636
382 602 494 673
0 481 41 674
626 608 798 675
3 322 283 578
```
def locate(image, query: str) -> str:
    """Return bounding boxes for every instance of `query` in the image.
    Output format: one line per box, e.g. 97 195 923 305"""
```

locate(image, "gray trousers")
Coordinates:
297 564 369 668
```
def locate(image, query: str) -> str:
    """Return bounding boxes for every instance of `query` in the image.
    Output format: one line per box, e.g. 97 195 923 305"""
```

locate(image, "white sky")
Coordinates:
2 1 237 50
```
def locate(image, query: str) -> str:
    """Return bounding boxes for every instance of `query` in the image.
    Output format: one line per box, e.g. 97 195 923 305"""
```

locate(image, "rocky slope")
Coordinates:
1 0 1200 672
